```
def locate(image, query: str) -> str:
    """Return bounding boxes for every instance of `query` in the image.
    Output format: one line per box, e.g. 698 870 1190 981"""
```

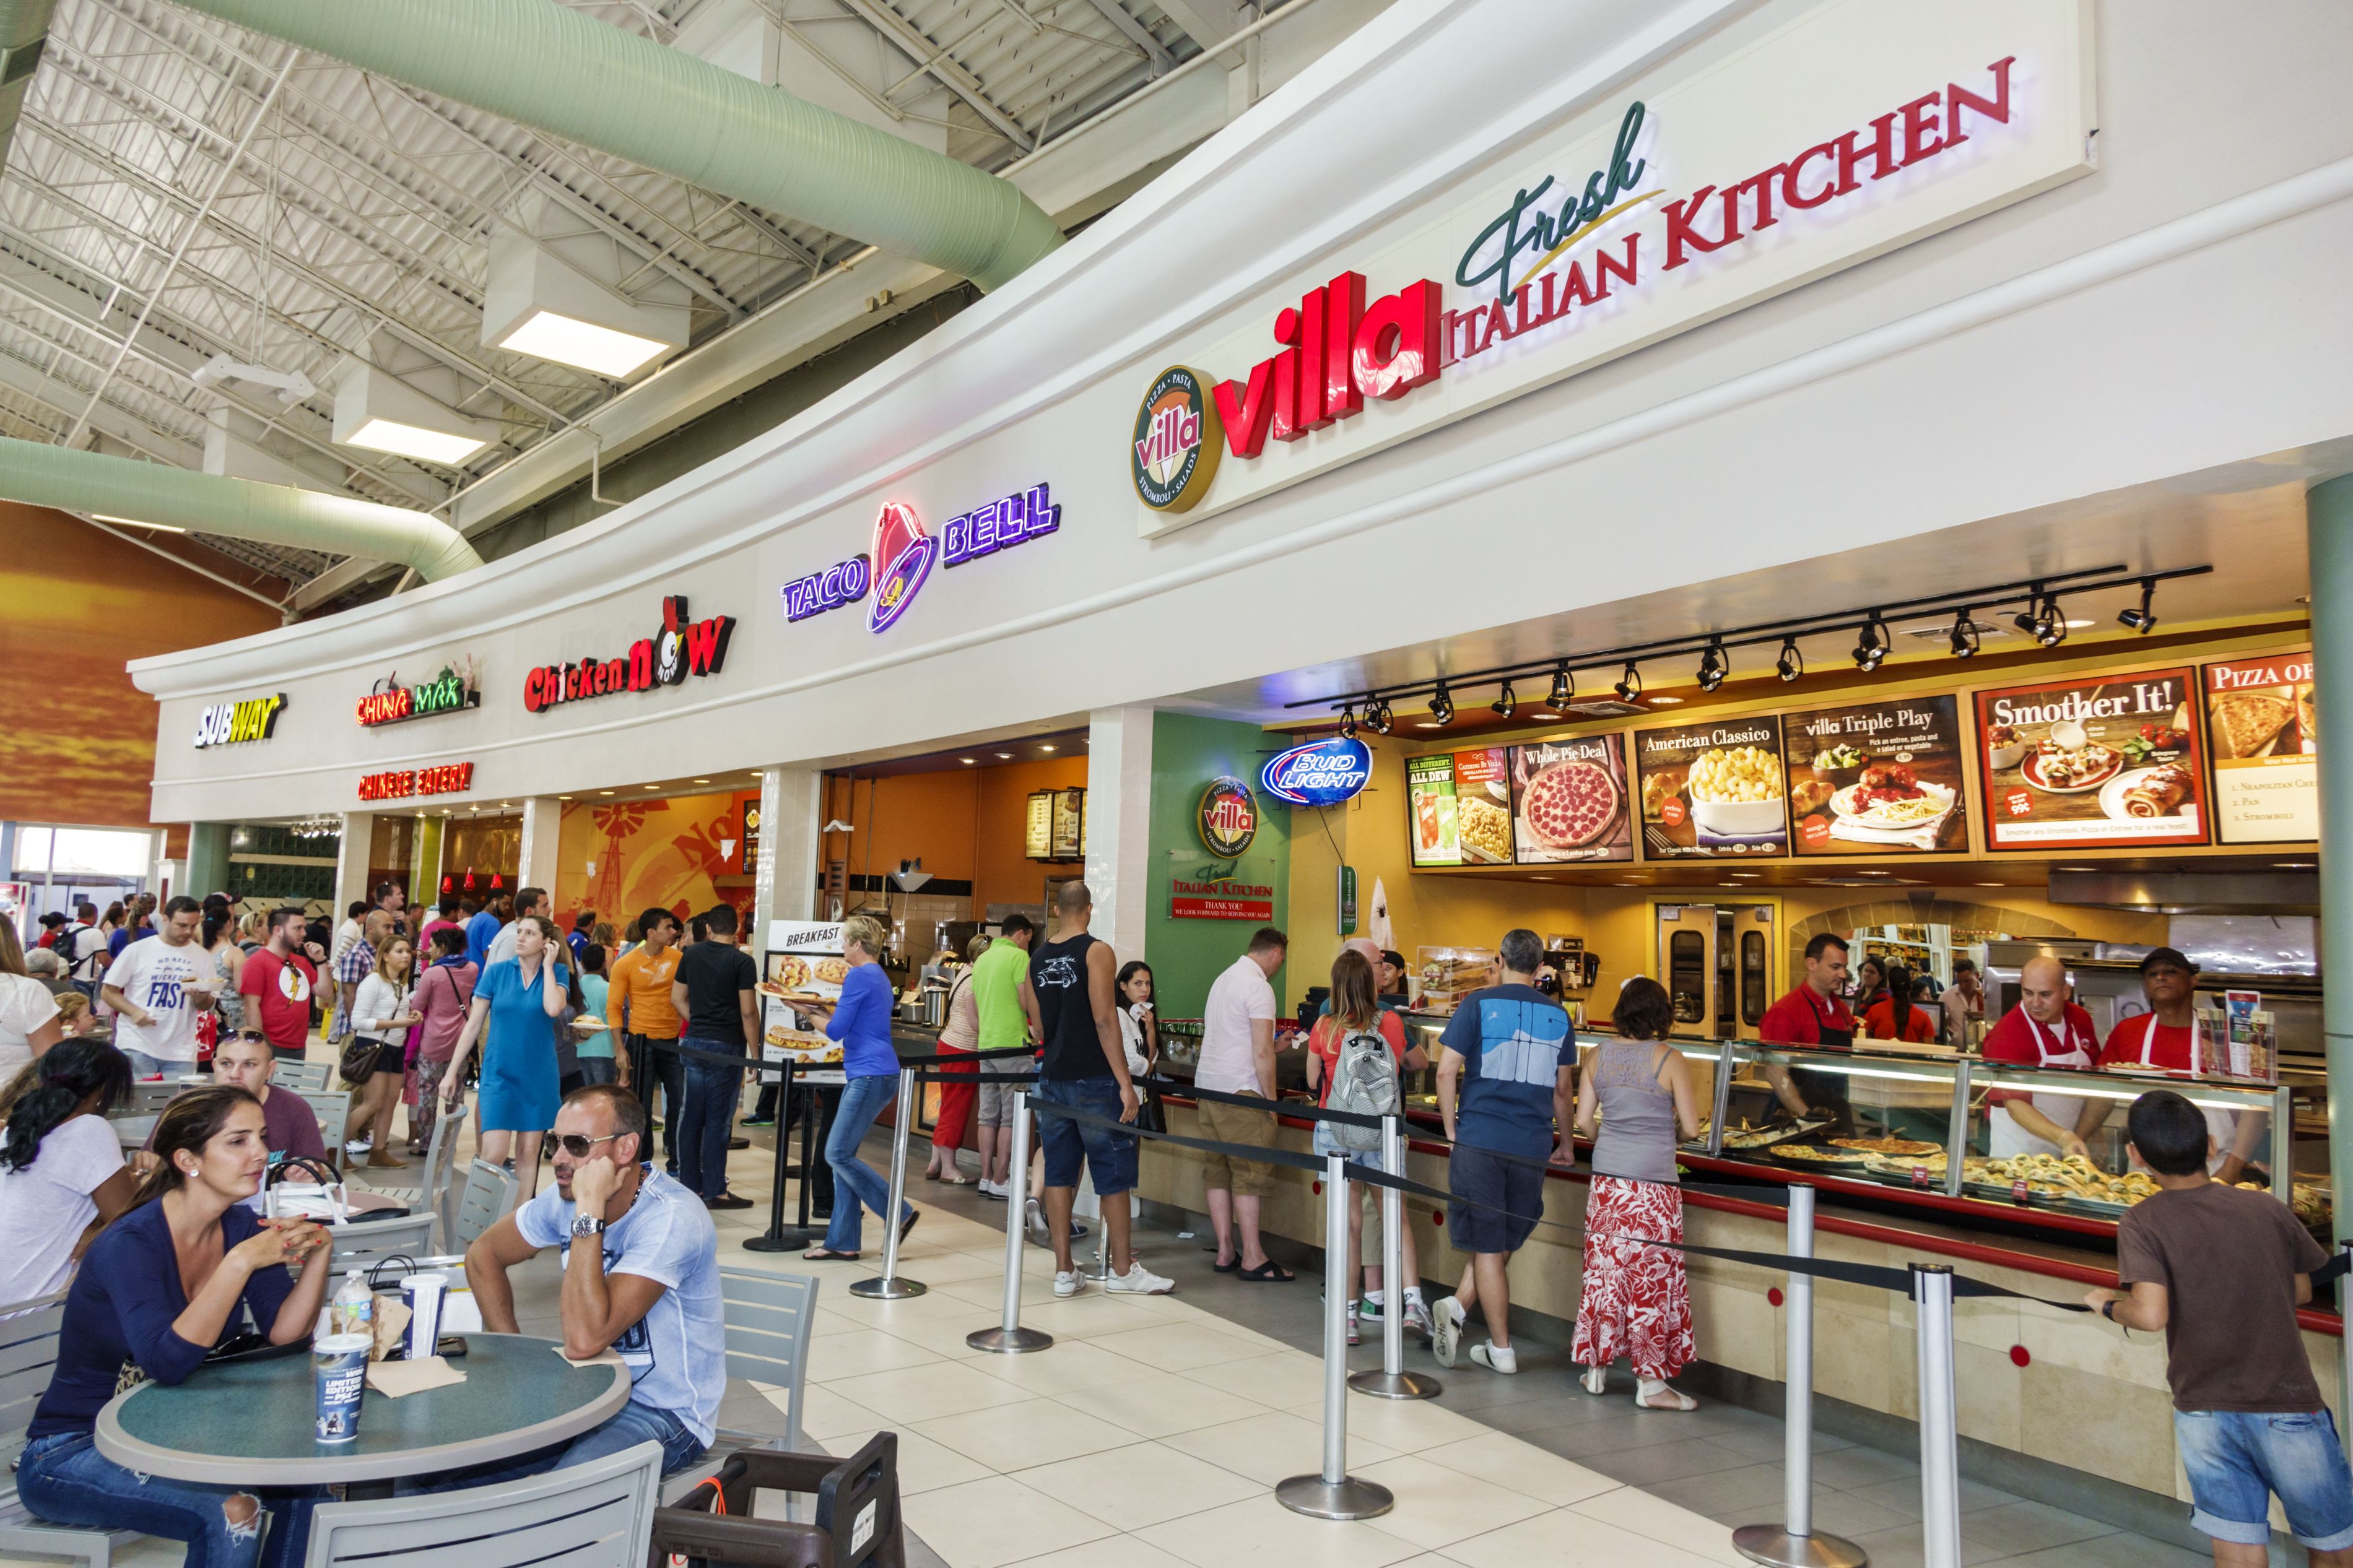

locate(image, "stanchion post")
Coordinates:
742 1059 818 1254
1349 1114 1437 1400
2340 1241 2352 1444
1733 1184 1863 1567
969 1086 1052 1353
1914 1265 1962 1568
851 1067 926 1300
1278 1153 1394 1520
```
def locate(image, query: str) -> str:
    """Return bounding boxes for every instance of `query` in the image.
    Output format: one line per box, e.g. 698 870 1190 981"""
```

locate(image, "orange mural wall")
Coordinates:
821 757 1090 917
1 506 282 829
554 789 760 936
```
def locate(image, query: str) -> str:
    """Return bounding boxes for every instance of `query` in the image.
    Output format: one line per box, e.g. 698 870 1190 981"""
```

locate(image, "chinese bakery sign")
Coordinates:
523 596 734 715
1133 0 2093 527
781 481 1060 635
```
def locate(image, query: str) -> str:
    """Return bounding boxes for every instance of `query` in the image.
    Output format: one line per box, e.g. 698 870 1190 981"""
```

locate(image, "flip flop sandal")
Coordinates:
1238 1260 1295 1283
1212 1258 1242 1273
900 1210 921 1242
802 1249 860 1262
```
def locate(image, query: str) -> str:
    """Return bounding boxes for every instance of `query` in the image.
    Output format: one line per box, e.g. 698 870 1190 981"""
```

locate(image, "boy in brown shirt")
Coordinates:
2086 1089 2352 1567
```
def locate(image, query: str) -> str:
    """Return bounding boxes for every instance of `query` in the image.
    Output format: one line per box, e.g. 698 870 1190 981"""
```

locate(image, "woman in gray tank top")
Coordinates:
1572 976 1703 1411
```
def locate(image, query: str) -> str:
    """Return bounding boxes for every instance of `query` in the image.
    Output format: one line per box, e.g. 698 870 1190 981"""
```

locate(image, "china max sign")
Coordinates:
1133 0 2092 527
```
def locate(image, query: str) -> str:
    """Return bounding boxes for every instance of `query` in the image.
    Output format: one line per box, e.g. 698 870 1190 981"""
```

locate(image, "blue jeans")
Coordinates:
1034 1076 1138 1196
403 1400 707 1495
824 1072 908 1254
2176 1407 2353 1549
677 1044 744 1198
17 1431 318 1568
625 1033 687 1170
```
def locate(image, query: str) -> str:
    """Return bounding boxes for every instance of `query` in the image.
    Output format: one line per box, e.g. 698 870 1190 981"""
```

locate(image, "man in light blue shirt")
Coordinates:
463 1083 724 1473
465 892 508 972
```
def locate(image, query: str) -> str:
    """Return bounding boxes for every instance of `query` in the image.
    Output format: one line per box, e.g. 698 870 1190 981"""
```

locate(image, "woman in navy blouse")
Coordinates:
18 1086 334 1567
798 916 913 1260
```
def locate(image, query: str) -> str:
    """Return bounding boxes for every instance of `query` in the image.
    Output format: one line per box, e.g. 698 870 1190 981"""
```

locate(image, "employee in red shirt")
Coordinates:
2087 948 2263 1182
1757 933 1856 1133
1859 964 1939 1043
1979 955 2099 1159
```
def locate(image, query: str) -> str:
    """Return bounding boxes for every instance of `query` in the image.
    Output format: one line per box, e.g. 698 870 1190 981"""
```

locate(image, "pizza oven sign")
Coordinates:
1261 737 1372 807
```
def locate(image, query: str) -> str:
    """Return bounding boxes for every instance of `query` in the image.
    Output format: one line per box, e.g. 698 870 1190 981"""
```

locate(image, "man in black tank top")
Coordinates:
1029 881 1170 1296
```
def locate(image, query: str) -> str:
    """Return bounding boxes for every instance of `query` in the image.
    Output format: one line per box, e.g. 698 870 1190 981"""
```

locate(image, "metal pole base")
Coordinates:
848 1275 928 1299
1731 1525 1868 1568
966 1325 1055 1354
1346 1368 1441 1401
742 1229 821 1252
1274 1475 1394 1521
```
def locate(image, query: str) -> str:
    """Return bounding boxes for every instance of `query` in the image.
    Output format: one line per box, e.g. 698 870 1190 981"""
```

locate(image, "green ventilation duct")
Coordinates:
0 436 484 580
176 0 1064 292
0 1 55 170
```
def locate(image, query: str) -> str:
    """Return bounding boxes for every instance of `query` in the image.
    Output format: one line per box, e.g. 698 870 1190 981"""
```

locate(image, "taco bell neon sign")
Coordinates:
781 480 1061 635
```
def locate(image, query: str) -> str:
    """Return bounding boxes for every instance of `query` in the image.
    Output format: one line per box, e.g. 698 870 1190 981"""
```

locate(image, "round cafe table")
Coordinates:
95 1333 629 1496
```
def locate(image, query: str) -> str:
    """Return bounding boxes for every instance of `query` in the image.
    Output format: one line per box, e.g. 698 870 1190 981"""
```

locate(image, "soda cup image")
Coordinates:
314 1333 370 1443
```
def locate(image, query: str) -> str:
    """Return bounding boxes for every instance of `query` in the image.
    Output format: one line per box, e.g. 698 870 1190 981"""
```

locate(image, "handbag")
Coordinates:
339 1036 388 1084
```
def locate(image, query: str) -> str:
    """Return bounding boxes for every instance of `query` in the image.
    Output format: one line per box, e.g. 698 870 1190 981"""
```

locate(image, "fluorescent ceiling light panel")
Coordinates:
482 228 687 379
333 363 495 466
342 417 489 465
495 310 671 378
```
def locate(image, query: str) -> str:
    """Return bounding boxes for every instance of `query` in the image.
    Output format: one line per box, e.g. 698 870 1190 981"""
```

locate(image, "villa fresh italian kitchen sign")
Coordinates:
1133 0 2092 529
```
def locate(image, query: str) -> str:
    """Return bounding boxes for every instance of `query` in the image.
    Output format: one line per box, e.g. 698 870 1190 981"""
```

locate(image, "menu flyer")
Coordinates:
1633 716 1790 859
1406 753 1459 867
1451 748 1515 864
1784 696 1969 855
1975 667 2207 849
2203 651 2318 844
1511 734 1633 864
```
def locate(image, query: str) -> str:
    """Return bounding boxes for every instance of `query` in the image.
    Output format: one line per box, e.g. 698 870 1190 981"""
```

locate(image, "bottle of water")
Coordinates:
329 1270 373 1340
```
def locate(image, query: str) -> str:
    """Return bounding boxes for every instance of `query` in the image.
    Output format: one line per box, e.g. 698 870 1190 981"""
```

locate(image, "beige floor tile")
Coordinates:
807 1326 951 1380
889 1245 1019 1286
913 1397 1144 1471
934 1271 1063 1310
1159 1410 1399 1485
1094 1319 1284 1372
1285 1394 1489 1450
1444 1509 1722 1568
827 1360 1043 1423
1352 1455 1554 1549
872 1312 1009 1360
1136 1494 1425 1568
1014 1439 1263 1528
1417 1431 1618 1505
1078 1367 1277 1439
899 1475 1119 1568
817 1424 993 1494
1188 1351 1330 1408
968 1338 1167 1396
793 1383 889 1440
1569 1485 1747 1567
1001 1535 1201 1568
1014 1293 1176 1340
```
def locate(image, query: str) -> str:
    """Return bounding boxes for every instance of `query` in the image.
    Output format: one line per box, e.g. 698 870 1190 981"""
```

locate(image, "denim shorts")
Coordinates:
1033 1076 1138 1197
2175 1407 2353 1549
1313 1119 1397 1173
1446 1141 1546 1255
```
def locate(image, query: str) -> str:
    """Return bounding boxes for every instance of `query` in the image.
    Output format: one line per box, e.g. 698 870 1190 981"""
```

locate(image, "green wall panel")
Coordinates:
1142 712 1292 1020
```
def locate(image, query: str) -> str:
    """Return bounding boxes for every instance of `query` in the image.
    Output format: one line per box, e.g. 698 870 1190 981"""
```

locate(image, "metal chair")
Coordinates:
450 1159 521 1252
303 1437 662 1568
328 1211 438 1273
0 1294 142 1567
278 1059 333 1092
297 1088 353 1164
352 1101 471 1251
105 1114 157 1151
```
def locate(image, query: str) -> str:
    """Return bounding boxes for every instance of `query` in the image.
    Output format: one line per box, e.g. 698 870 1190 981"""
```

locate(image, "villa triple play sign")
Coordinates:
1130 0 2092 526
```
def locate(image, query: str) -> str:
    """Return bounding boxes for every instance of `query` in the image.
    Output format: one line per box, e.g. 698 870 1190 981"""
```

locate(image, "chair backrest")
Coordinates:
107 1113 158 1150
279 1060 333 1093
329 1212 438 1274
451 1159 520 1250
297 1089 352 1155
306 1436 661 1568
0 1294 67 1468
126 1079 178 1113
419 1100 470 1252
716 1265 820 1450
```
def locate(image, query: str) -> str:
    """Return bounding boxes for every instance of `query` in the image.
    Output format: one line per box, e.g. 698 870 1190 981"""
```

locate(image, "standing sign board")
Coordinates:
761 920 850 1070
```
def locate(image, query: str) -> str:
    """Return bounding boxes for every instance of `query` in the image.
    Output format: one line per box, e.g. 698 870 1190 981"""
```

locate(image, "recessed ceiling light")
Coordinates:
1040 745 1057 753
2056 865 2096 872
599 790 614 795
1975 881 2004 886
2063 618 2095 628
642 784 659 790
1413 721 1447 729
495 310 670 379
2275 860 2316 868
342 415 489 466
1646 695 1684 706
1531 876 1553 881
960 758 976 765
692 778 710 784
557 795 572 800
996 752 1013 760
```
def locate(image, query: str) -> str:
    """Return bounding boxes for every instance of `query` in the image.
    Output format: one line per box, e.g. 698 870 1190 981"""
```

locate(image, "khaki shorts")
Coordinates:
1196 1093 1278 1199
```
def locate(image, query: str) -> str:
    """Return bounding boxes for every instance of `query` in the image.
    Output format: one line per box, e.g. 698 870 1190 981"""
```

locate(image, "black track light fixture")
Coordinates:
1547 663 1573 709
1776 636 1803 683
1853 612 1889 672
2118 578 2158 633
1368 698 1394 736
1430 682 1455 726
1614 661 1643 703
2037 596 2068 648
2014 589 2051 643
1949 609 1980 659
1338 704 1357 740
1696 641 1729 693
1491 680 1516 719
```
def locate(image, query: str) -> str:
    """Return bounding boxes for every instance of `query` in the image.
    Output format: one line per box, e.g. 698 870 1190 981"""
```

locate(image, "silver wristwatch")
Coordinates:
570 1214 604 1240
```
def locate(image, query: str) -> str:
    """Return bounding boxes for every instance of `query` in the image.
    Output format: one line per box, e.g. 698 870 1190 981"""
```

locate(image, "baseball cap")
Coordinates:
2138 946 2198 976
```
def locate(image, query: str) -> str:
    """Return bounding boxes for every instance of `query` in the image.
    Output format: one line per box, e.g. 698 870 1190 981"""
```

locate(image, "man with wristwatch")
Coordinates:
463 1082 726 1476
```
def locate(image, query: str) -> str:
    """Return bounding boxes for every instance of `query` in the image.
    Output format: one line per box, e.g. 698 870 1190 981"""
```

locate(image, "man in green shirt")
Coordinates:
969 914 1038 1198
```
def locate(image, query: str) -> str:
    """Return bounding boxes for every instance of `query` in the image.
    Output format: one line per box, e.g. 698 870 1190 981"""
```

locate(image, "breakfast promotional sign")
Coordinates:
1785 696 1969 856
2203 652 2318 844
1975 668 2207 849
1634 717 1790 859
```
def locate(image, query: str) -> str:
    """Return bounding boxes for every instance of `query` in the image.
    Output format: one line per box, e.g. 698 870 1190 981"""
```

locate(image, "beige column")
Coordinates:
333 812 375 921
1084 705 1155 959
516 797 562 901
753 766 824 946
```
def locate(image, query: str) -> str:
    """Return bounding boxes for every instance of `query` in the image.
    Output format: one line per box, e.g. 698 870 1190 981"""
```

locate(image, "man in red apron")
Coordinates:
2090 948 2263 1183
1755 932 1856 1135
1979 956 2098 1159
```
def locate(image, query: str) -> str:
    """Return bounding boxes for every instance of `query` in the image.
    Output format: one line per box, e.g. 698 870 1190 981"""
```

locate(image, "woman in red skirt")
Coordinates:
924 933 986 1184
1573 976 1703 1410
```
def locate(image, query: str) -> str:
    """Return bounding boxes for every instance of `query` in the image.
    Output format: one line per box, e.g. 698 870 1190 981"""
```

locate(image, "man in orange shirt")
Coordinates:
609 908 687 1173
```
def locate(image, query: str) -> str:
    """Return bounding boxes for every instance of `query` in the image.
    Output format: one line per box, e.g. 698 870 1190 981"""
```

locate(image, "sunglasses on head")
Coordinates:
555 1132 625 1158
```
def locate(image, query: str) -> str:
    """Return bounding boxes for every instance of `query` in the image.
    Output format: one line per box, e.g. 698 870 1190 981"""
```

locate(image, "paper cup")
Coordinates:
313 1332 371 1443
400 1272 448 1361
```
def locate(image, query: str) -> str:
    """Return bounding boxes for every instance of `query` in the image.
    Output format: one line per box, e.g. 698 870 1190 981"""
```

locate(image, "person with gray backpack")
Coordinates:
1304 947 1430 1345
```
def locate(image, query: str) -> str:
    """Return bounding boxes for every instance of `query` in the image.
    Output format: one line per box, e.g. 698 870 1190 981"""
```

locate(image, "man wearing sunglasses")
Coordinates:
461 1083 725 1477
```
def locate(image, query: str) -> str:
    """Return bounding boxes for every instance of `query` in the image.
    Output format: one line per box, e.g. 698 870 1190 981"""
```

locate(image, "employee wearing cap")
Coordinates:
2086 948 2265 1182
1978 956 2099 1160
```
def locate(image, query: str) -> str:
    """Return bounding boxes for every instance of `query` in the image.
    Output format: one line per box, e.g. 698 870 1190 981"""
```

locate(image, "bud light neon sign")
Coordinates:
1261 736 1373 807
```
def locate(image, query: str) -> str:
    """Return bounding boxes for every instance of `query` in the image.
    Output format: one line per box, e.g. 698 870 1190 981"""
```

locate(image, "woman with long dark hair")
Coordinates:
0 1037 136 1306
202 903 247 1039
15 1088 333 1566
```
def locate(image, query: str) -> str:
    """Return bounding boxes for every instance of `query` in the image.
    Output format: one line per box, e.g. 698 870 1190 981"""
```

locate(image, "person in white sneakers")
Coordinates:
1303 946 1430 1345
1027 882 1169 1298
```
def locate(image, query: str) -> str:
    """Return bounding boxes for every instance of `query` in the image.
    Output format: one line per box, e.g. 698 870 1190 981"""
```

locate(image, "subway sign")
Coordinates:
1261 736 1373 807
193 693 285 749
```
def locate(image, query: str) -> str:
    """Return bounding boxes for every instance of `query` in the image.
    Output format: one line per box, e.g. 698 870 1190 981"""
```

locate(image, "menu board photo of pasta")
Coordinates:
1450 747 1515 864
1633 716 1790 859
2203 651 2317 844
1784 696 1970 856
1510 734 1633 864
1975 667 2207 849
1406 753 1461 867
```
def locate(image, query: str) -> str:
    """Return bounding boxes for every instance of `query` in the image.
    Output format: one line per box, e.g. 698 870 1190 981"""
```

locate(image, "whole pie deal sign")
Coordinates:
2203 652 2318 844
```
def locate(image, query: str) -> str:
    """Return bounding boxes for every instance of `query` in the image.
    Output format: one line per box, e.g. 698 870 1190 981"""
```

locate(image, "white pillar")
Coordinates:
754 766 824 937
1084 706 1155 958
333 813 375 920
516 797 562 901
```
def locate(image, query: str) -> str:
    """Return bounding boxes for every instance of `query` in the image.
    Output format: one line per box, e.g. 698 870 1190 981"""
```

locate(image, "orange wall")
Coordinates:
822 756 1090 917
554 789 759 935
0 506 281 829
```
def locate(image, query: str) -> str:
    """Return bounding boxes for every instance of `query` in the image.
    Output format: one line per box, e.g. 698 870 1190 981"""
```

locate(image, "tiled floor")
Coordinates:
79 1122 2218 1568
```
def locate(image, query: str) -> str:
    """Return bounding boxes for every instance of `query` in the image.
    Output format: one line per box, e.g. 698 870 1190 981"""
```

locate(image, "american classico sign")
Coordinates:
1136 0 2093 531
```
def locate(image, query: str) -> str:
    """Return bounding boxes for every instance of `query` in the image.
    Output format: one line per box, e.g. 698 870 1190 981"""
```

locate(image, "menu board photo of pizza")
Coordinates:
1783 696 1970 856
2203 651 2318 844
1510 735 1632 864
1406 753 1460 867
1975 667 2207 849
1633 716 1790 860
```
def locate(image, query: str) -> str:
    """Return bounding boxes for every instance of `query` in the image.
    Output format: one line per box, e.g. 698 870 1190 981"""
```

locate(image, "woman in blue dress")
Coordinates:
440 913 568 1201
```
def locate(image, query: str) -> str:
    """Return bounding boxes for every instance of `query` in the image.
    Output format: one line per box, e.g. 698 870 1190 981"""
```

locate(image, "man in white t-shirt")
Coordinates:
98 896 215 1079
1194 926 1290 1280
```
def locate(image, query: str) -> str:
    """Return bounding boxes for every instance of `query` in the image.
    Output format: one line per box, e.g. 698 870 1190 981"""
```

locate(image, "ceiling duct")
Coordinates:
0 435 483 581
0 1 53 170
175 0 1066 292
